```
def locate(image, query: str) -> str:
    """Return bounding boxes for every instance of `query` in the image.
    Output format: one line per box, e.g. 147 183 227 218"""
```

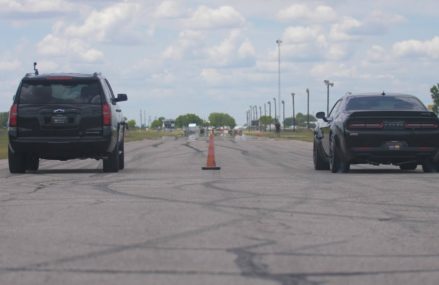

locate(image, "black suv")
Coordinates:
8 72 128 173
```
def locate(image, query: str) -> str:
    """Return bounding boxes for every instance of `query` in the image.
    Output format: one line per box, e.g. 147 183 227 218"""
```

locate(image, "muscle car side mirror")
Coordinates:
316 111 328 122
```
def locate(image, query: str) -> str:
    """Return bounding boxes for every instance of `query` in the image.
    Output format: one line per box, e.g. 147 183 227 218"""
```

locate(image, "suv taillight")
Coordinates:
102 103 111 126
9 104 17 127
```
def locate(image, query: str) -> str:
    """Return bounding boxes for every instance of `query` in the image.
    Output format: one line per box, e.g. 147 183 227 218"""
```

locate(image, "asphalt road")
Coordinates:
1 135 439 285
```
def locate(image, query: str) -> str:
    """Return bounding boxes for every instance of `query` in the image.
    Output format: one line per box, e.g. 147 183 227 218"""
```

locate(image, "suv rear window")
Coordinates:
18 80 102 105
346 96 427 111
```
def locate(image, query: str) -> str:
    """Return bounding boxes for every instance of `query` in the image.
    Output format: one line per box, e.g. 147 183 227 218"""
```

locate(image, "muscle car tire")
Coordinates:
330 140 350 173
422 159 439 173
399 163 417 171
313 140 330 170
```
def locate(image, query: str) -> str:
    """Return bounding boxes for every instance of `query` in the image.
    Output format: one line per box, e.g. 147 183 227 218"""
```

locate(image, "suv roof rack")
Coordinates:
93 72 102 77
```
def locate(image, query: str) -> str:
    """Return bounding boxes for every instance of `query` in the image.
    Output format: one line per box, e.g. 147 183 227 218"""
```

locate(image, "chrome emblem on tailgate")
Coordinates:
53 109 65 113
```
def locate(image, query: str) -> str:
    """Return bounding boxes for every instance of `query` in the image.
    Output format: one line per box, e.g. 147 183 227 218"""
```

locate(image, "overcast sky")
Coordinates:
1 0 439 124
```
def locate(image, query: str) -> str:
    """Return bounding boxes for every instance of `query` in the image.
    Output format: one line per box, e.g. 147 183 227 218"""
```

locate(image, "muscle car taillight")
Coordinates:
348 122 384 129
404 122 439 129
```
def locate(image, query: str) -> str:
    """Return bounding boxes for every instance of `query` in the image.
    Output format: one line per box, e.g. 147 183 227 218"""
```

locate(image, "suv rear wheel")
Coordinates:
103 142 119 173
118 139 125 170
8 149 26 173
26 155 39 171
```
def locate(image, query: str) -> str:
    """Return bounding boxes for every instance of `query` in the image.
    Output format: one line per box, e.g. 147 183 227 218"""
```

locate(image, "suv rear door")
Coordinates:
16 77 104 138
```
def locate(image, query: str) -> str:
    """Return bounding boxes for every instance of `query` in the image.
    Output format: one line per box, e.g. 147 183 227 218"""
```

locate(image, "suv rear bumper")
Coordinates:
9 136 113 160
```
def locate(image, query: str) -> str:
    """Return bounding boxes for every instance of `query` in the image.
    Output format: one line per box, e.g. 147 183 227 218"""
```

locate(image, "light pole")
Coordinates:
267 101 271 131
324 80 334 115
276 39 282 121
273 97 277 124
281 100 285 130
291 92 295 132
306 88 310 129
254 105 258 120
264 103 266 117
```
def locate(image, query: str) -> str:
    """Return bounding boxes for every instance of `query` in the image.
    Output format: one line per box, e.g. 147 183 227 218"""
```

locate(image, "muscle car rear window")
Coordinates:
346 96 426 111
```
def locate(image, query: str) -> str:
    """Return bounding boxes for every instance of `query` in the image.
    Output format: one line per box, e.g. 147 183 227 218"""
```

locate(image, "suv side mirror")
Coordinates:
316 111 328 122
115 93 128 102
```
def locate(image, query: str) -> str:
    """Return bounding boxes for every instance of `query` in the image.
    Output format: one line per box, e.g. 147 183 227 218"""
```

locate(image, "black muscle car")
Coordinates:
313 93 439 173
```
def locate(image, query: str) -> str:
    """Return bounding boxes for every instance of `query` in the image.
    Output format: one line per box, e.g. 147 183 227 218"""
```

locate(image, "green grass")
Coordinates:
0 129 7 159
243 128 314 142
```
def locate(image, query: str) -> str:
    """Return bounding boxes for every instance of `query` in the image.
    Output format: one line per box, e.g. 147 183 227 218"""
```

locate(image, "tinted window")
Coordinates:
345 96 426 111
329 100 342 117
18 80 102 105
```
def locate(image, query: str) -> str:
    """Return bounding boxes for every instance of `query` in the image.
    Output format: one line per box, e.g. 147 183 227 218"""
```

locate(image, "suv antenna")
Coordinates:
381 91 386 96
33 62 39 75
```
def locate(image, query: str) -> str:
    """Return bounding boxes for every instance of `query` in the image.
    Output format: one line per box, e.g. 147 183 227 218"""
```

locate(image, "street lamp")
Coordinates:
324 80 334 115
276 39 282 121
273 97 277 124
306 88 310 129
281 100 285 130
267 101 271 131
291 93 295 132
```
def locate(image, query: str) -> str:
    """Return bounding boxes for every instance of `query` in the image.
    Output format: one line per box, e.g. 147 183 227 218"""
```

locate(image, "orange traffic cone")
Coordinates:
202 131 221 170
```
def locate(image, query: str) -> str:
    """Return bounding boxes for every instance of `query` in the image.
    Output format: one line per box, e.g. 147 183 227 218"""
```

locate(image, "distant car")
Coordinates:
8 72 128 173
313 93 439 173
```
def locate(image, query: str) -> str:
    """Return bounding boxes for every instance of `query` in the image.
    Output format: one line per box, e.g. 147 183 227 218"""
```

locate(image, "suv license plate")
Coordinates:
52 116 66 124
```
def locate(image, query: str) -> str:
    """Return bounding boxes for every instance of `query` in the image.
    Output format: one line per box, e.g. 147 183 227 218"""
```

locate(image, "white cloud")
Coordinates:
0 0 75 16
366 45 388 62
238 40 256 58
393 37 439 59
162 30 204 60
154 1 185 18
64 2 140 42
201 68 223 84
329 17 362 41
206 31 256 67
37 34 104 63
187 6 245 30
0 59 21 71
282 26 325 44
310 62 357 78
277 4 337 23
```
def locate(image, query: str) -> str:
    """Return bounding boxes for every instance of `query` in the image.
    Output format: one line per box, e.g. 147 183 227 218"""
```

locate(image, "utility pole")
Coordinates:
291 93 295 132
324 80 334 115
267 101 271 131
281 100 285 130
306 88 310 129
276 39 282 122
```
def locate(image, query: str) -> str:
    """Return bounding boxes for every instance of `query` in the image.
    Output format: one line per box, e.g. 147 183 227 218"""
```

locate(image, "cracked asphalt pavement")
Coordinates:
1 135 439 285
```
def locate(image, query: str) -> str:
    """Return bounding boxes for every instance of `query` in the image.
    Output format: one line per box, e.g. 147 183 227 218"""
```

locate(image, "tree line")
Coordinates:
137 112 237 130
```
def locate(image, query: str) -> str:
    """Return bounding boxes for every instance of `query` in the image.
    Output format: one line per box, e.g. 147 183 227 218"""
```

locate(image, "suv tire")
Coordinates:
103 142 119 173
8 149 26 173
118 139 125 170
26 155 40 171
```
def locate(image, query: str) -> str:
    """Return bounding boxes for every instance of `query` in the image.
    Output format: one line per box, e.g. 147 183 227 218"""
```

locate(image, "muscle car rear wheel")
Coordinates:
330 140 350 173
313 139 329 170
399 163 417 171
422 159 439 173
